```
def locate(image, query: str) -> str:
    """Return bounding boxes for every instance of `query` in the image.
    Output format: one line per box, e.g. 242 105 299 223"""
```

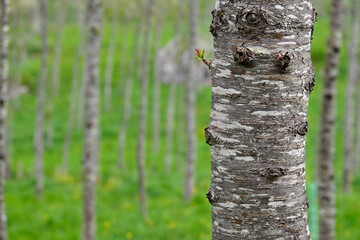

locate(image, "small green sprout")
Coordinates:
194 48 212 69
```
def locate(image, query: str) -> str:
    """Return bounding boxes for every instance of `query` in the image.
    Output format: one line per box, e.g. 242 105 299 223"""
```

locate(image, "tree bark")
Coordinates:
137 0 153 219
82 0 102 239
208 1 315 239
103 21 118 111
34 0 48 198
344 0 359 189
0 0 9 238
117 22 142 168
184 0 198 202
318 0 343 238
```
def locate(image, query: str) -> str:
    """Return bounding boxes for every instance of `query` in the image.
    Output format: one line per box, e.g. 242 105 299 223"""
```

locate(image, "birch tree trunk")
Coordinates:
344 0 359 188
164 0 183 173
137 0 153 219
318 0 343 239
34 0 48 198
62 46 81 172
0 0 9 238
46 3 67 148
77 3 88 130
117 22 142 168
208 1 315 238
103 21 118 111
82 0 102 239
184 0 198 202
151 25 161 154
62 6 86 172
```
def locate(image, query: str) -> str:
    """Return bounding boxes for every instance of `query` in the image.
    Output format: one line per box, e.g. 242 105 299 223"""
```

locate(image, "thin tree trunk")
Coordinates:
103 21 118 111
46 4 67 148
164 84 176 173
77 5 88 130
0 0 9 238
117 22 142 168
344 0 359 188
62 6 86 172
208 1 315 238
152 23 163 154
318 0 343 238
165 1 183 173
34 0 48 198
82 0 102 239
184 0 198 202
62 46 81 172
137 0 153 219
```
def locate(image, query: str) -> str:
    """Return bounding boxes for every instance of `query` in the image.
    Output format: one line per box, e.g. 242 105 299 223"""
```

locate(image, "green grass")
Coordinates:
6 5 360 240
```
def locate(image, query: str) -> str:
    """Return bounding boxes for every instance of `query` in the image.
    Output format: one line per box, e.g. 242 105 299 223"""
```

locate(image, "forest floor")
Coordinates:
6 12 360 240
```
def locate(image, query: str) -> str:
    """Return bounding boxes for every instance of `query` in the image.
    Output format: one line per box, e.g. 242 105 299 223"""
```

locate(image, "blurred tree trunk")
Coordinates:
152 20 164 154
34 0 48 198
46 3 67 148
62 6 86 172
208 0 315 238
184 0 198 201
77 3 88 130
103 21 118 111
344 0 359 189
0 0 9 238
117 22 142 168
63 8 85 171
82 0 102 239
137 0 153 219
318 0 343 238
165 0 183 173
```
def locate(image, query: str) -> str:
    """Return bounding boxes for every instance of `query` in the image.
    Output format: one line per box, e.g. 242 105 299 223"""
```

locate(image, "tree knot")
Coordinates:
206 189 217 204
296 121 308 136
232 44 254 66
210 9 226 37
276 52 291 72
204 127 218 146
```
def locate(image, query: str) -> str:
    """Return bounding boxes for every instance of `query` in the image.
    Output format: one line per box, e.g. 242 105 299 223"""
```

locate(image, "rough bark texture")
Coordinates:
34 0 48 198
137 0 153 218
208 1 315 239
344 0 359 188
82 0 102 239
103 21 118 111
0 0 9 238
184 0 198 201
318 0 343 238
117 22 142 168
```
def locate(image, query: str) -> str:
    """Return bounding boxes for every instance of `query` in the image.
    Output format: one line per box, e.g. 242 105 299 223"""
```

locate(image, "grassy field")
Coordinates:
5 3 360 240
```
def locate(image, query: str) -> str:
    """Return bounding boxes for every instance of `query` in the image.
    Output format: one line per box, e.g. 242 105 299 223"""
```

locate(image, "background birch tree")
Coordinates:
0 0 9 238
318 0 343 238
136 0 153 218
82 0 102 239
184 0 198 202
206 0 315 238
34 0 48 197
344 0 359 189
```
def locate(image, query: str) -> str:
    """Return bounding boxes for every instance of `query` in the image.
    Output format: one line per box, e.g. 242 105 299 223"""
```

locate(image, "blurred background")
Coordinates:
3 0 360 239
